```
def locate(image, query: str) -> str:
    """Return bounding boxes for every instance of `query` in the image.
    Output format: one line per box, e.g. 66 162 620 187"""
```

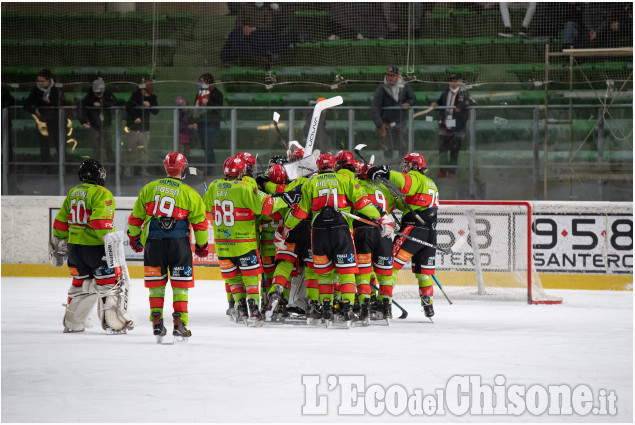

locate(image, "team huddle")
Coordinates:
50 144 440 341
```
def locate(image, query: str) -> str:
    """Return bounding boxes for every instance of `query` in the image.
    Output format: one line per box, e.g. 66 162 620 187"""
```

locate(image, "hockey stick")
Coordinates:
339 210 466 255
183 166 208 193
272 112 289 150
305 95 343 156
432 274 453 305
413 106 434 118
354 143 429 228
368 281 408 319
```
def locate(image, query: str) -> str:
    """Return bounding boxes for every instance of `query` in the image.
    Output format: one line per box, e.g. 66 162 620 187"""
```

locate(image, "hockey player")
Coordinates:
367 152 439 317
127 152 209 341
275 152 394 326
354 159 399 321
53 159 133 334
236 151 257 187
262 147 319 321
204 156 288 325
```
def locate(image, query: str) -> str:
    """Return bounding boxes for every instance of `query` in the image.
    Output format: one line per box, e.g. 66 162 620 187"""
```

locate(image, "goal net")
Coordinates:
393 201 563 304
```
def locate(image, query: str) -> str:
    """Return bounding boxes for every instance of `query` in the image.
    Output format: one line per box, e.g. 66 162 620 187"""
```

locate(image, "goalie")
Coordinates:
51 159 134 334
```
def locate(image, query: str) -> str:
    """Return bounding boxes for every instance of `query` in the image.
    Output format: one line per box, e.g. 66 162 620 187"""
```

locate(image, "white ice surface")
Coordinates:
1 277 632 423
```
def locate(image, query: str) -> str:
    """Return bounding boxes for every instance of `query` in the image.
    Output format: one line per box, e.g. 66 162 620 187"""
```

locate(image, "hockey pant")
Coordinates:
149 285 190 326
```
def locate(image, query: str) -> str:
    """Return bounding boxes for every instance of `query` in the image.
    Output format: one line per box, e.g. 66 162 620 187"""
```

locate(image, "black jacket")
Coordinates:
370 80 417 128
435 87 472 134
23 84 66 124
78 89 117 129
125 89 158 132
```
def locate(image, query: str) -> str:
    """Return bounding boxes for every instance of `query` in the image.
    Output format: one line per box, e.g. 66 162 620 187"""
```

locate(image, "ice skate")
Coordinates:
151 312 167 344
382 298 392 326
340 300 353 329
172 312 191 342
264 286 283 322
355 299 371 327
236 298 248 325
306 299 323 325
322 299 333 328
225 299 235 318
421 296 434 323
247 299 264 327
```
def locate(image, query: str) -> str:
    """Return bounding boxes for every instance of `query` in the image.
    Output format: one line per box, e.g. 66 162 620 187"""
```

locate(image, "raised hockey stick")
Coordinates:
413 106 435 118
304 96 343 156
339 210 466 255
369 281 408 320
432 274 453 305
272 112 289 150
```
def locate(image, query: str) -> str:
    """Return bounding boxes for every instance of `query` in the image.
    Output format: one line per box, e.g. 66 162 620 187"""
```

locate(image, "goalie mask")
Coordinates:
402 152 427 173
163 152 188 178
79 159 106 186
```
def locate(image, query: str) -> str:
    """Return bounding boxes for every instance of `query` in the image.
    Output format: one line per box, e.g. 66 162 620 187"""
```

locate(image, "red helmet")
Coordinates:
355 161 369 179
334 150 355 167
316 152 336 171
288 147 304 162
402 152 427 170
267 163 287 184
236 152 256 170
163 152 188 177
223 156 246 178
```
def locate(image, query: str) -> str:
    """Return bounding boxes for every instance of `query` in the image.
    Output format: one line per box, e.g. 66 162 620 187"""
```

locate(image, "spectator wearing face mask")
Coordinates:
78 78 118 167
124 81 158 177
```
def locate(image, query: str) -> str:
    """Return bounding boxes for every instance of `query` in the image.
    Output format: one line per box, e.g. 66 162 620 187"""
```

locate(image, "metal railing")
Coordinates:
2 103 632 201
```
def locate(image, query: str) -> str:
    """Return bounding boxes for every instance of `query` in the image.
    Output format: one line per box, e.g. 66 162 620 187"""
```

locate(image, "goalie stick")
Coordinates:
304 96 343 156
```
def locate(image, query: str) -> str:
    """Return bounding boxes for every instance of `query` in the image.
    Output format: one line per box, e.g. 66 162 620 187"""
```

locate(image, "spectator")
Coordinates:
302 97 331 153
220 2 298 67
430 74 474 178
370 66 417 162
175 96 197 158
124 81 158 177
498 2 537 37
78 78 117 167
23 68 66 169
553 3 585 48
193 73 224 175
581 3 628 50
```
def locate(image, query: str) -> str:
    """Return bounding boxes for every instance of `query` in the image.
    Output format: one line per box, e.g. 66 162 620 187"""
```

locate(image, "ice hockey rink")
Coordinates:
1 276 632 423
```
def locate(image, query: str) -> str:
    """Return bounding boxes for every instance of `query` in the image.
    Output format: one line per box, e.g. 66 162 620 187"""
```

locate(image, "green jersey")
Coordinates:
387 170 439 212
355 178 398 216
204 178 287 258
128 177 208 246
53 183 115 245
284 171 380 229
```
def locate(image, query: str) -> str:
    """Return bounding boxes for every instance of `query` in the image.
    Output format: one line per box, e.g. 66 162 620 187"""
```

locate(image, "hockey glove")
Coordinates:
280 191 301 207
273 225 291 250
255 175 269 191
194 243 209 258
367 164 390 180
378 214 395 238
49 235 68 267
127 231 144 253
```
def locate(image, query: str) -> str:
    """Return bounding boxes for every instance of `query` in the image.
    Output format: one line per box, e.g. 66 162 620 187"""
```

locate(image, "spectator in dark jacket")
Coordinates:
430 74 473 178
23 68 66 166
79 78 117 165
193 72 224 175
370 66 417 161
124 82 158 177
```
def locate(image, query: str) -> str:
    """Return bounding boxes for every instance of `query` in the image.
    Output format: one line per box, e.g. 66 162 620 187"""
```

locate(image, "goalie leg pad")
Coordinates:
96 282 135 332
63 279 98 332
